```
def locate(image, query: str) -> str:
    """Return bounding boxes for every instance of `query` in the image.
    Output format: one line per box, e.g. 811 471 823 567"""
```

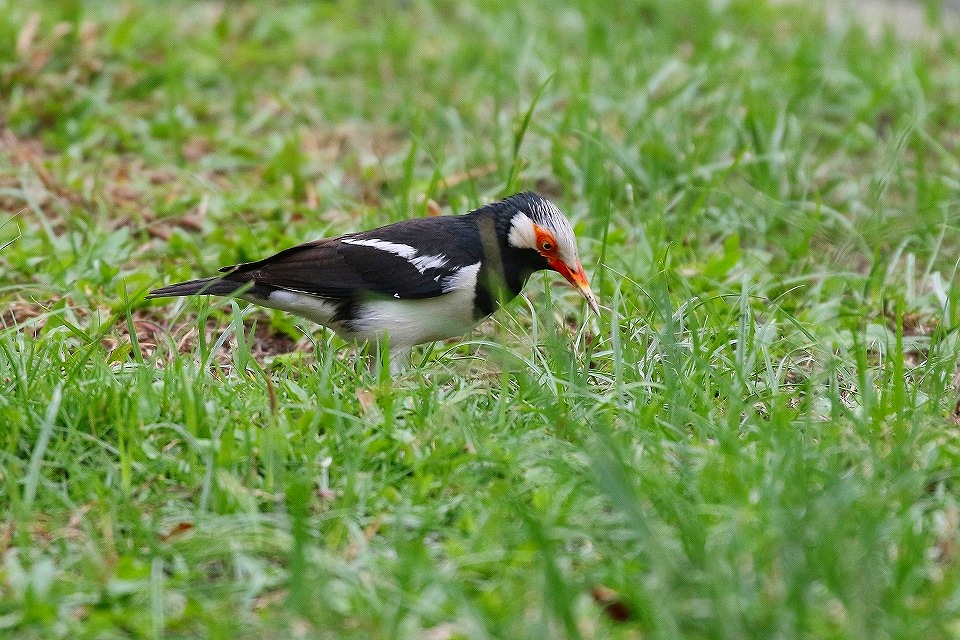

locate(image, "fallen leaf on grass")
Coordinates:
591 584 633 622
16 12 40 58
159 522 194 541
439 162 498 190
252 587 288 611
356 388 376 414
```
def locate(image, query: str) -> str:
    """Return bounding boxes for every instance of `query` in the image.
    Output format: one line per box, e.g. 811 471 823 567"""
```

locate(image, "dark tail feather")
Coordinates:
147 277 247 299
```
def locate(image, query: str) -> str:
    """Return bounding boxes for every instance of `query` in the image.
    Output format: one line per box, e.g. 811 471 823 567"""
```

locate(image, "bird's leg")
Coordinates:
365 339 411 375
388 347 411 375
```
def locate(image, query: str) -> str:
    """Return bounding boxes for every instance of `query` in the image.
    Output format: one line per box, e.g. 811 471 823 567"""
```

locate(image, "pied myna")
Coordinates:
148 192 599 369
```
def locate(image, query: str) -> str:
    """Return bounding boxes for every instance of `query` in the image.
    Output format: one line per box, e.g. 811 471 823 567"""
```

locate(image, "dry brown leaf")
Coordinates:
935 503 959 564
251 588 288 611
591 584 633 622
425 198 442 217
159 521 194 541
440 162 498 190
356 388 376 414
363 518 381 540
79 20 98 51
0 521 14 556
16 12 40 58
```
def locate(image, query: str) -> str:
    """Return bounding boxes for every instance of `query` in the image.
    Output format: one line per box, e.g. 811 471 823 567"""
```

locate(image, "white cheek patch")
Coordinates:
507 212 537 249
343 237 449 274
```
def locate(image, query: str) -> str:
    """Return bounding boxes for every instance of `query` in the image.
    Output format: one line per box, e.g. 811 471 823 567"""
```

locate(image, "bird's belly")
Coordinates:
346 293 479 349
246 287 480 350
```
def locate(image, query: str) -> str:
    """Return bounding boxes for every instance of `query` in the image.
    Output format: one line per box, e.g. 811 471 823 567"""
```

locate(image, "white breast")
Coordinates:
344 262 482 350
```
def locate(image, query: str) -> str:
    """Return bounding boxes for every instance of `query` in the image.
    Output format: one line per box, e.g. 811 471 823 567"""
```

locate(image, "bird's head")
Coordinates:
504 192 600 315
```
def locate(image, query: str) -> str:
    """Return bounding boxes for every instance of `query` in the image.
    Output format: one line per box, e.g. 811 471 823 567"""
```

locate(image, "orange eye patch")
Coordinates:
534 225 558 255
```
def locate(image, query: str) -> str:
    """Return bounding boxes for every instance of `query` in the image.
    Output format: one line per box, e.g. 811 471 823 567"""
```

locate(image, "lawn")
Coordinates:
2 0 960 638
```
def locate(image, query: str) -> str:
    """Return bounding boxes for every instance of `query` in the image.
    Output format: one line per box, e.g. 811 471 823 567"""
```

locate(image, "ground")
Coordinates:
2 1 960 638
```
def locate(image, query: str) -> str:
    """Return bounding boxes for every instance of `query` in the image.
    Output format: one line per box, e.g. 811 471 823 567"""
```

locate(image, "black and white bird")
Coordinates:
148 192 599 369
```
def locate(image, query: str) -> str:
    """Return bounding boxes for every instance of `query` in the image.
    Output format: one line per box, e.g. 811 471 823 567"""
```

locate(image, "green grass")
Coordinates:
3 0 960 637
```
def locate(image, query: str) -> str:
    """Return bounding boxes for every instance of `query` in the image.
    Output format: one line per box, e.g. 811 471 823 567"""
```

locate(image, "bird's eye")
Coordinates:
541 241 553 252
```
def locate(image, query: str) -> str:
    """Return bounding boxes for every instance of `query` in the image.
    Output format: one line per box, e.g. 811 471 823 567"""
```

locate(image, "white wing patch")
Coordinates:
342 237 449 274
342 237 417 258
439 261 480 294
410 254 449 272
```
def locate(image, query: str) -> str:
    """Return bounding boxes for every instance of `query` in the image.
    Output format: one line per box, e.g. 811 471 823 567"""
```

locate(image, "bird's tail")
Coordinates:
146 277 246 299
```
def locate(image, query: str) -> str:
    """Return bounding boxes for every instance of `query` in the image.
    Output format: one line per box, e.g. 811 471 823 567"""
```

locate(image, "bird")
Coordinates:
147 192 600 370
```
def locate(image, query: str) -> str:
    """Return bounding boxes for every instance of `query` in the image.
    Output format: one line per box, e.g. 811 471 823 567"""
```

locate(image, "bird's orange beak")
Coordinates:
548 258 600 315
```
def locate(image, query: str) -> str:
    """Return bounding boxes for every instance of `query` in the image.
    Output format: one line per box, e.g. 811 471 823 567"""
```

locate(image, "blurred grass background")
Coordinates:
2 0 960 638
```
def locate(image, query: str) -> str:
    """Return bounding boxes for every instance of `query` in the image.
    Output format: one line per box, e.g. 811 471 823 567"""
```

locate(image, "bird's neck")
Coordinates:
471 209 548 316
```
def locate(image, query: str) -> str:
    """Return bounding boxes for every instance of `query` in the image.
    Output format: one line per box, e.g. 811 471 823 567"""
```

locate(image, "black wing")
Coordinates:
219 216 481 300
